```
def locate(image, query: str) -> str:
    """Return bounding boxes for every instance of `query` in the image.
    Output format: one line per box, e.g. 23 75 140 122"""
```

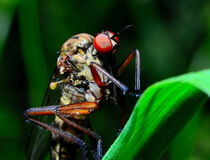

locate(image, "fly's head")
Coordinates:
94 31 119 55
94 25 133 55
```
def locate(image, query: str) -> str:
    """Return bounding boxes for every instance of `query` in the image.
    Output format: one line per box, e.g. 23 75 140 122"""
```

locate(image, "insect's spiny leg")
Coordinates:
81 145 88 160
56 113 100 139
115 49 141 97
23 105 58 116
134 49 141 91
116 49 141 91
90 64 105 87
56 113 102 160
23 113 86 148
97 139 102 160
91 62 128 95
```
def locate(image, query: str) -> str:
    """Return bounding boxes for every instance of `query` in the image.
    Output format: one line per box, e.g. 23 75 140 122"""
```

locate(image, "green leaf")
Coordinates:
169 111 202 160
103 69 210 160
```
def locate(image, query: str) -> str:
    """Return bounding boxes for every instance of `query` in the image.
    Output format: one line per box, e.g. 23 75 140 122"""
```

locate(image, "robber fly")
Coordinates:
23 26 141 160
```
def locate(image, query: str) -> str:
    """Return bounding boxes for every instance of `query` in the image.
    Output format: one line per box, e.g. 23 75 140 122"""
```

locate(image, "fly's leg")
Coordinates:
118 97 126 133
107 54 118 105
90 63 105 87
55 103 102 159
116 49 141 130
91 61 129 132
90 55 141 97
55 113 102 160
90 62 129 94
24 102 98 116
23 114 88 160
23 102 99 160
88 124 102 160
90 49 140 131
116 49 141 93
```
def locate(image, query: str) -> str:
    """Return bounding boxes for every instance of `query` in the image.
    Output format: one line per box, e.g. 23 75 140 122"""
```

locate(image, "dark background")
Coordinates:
0 0 210 159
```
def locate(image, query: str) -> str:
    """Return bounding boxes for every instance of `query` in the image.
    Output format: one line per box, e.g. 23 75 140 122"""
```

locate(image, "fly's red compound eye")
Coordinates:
94 31 119 55
94 33 112 54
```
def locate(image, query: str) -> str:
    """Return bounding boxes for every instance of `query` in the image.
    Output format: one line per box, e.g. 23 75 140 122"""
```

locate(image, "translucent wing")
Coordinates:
27 67 64 160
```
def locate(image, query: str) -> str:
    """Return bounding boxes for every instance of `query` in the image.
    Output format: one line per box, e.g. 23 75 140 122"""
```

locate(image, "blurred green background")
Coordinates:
0 0 210 159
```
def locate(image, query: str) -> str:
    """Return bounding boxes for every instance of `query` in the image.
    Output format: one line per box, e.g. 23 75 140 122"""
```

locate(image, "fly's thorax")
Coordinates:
57 33 94 74
60 84 86 105
60 84 88 120
61 33 94 52
60 81 103 104
60 73 110 105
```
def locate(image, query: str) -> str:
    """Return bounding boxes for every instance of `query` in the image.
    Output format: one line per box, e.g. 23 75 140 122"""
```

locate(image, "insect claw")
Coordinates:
125 90 141 97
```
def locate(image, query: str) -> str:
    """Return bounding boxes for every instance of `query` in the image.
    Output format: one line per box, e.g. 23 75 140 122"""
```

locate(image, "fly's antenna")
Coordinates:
111 25 133 39
119 24 133 34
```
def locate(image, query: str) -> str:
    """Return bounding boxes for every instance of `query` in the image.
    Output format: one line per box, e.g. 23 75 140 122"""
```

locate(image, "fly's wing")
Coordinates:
27 67 64 160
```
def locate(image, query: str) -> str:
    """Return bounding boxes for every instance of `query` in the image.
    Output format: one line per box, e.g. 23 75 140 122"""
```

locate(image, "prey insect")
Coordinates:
23 27 141 160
